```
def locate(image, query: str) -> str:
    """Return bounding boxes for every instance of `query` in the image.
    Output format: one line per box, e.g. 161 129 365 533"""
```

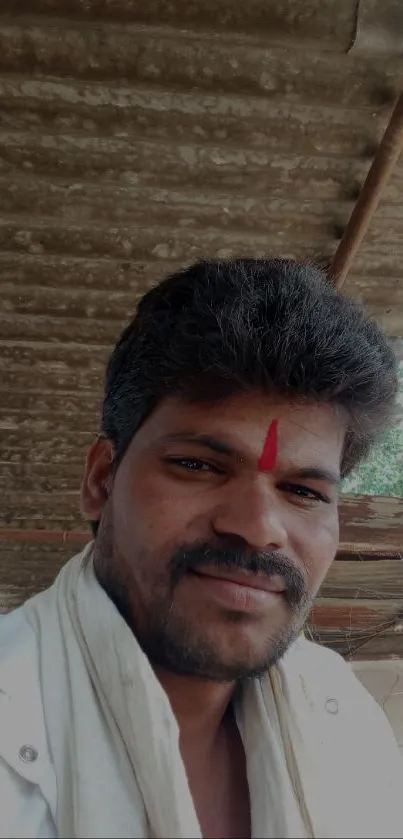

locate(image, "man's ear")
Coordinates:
80 435 115 523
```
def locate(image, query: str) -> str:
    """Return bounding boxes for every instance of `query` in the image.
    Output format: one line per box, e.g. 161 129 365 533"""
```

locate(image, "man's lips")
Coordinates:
189 566 286 595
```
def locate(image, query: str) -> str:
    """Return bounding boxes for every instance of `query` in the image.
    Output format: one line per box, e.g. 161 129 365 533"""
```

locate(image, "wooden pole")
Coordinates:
330 91 403 289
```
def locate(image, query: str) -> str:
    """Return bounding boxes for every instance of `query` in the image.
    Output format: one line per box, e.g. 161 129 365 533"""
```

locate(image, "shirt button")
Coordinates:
19 745 39 763
325 698 339 715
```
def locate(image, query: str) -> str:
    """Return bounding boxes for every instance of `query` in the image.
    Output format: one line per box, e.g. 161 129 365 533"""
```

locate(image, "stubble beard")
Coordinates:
93 505 310 682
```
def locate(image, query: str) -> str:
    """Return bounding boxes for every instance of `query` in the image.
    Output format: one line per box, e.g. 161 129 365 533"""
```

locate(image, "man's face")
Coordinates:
82 393 344 681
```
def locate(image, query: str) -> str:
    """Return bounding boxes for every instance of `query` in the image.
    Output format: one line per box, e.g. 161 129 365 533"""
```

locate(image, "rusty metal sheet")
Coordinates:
344 276 403 336
0 252 173 292
0 122 387 186
0 429 91 466
0 76 392 159
0 541 71 613
0 464 86 499
0 344 106 393
0 178 360 231
0 218 331 264
351 0 403 56
0 22 399 104
4 0 359 50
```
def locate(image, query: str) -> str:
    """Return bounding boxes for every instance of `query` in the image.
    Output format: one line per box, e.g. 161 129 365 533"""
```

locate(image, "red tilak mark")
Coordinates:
258 419 279 471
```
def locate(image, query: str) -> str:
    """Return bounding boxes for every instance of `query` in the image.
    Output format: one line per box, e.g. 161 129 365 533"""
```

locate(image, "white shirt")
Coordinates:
2 601 403 839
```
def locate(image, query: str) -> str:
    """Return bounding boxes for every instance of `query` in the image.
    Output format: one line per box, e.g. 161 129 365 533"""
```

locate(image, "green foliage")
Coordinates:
343 364 403 497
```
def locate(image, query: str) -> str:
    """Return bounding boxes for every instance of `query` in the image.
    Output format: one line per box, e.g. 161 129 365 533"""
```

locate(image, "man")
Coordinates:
1 258 403 839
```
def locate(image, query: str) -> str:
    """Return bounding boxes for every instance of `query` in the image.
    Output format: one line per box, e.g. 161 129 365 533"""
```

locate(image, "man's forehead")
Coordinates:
138 394 346 462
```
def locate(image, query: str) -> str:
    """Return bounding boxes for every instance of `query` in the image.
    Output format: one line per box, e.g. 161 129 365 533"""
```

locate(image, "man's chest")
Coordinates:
185 714 251 839
192 768 251 839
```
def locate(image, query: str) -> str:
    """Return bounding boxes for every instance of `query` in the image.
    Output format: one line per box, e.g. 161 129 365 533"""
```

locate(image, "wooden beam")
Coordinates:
310 598 403 632
0 528 88 545
321 560 403 600
330 91 403 288
312 628 403 661
338 495 403 553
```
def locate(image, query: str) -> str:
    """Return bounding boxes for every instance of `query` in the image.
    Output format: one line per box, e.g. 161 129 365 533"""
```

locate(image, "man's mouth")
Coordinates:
187 566 287 613
190 565 286 592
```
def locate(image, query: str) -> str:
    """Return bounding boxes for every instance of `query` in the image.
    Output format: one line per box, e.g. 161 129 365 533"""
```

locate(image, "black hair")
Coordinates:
91 259 397 534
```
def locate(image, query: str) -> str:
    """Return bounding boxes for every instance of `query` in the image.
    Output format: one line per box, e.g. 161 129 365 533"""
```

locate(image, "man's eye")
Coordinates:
281 483 330 503
166 457 218 473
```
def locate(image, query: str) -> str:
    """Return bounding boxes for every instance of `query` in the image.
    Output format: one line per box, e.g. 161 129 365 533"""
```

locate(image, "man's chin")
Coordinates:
141 618 299 682
204 633 299 681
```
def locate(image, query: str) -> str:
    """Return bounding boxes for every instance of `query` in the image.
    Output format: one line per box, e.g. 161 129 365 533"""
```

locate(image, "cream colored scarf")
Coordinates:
24 546 403 838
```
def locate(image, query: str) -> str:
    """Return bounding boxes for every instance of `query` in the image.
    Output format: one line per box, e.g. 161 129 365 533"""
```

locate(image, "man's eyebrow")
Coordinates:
157 432 235 456
292 467 341 488
157 436 342 485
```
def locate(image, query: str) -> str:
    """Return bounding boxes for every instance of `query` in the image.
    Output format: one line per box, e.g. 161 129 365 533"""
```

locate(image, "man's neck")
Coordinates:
153 666 251 839
154 665 236 757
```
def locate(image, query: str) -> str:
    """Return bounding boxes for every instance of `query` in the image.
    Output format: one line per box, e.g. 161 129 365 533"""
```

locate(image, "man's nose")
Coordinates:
211 477 288 553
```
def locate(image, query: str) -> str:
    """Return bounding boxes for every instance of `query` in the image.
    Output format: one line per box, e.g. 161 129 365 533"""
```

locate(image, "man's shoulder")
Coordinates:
278 642 403 836
0 605 43 740
285 634 353 677
283 636 403 752
0 606 57 839
284 635 383 707
0 604 35 641
282 636 403 774
0 606 39 688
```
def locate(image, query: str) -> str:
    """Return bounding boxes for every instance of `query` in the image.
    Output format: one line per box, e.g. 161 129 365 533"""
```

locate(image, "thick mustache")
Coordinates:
170 542 307 608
